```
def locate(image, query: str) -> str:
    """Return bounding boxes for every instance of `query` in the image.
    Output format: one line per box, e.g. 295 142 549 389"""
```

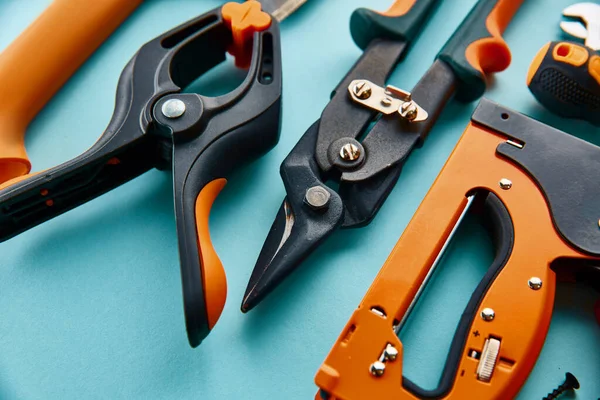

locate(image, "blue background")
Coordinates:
1 0 599 399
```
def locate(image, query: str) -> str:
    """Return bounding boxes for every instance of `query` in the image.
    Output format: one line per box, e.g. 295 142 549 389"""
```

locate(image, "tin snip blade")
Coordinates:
242 0 525 313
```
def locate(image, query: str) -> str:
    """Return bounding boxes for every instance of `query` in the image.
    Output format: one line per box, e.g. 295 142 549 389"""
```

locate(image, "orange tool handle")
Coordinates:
437 0 524 102
183 178 228 347
315 103 597 399
527 41 600 126
0 0 142 184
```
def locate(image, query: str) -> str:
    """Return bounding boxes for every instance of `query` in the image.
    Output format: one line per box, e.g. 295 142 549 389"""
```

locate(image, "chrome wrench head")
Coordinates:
560 2 600 50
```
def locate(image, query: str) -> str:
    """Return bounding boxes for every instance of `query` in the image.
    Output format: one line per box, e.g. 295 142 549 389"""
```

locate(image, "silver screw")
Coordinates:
162 99 186 119
353 81 372 100
304 186 331 210
481 308 495 321
399 101 418 121
383 345 399 362
499 178 512 190
381 97 393 107
340 143 360 161
528 277 542 290
370 361 386 377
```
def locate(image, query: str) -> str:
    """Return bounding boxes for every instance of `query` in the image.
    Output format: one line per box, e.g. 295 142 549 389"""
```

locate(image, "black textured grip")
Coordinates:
528 41 600 126
350 0 440 50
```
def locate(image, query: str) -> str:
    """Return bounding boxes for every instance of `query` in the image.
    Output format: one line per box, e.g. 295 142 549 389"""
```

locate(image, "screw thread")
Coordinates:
542 385 565 400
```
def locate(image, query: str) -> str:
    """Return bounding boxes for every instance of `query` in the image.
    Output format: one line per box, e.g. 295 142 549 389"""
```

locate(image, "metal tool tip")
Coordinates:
241 292 259 313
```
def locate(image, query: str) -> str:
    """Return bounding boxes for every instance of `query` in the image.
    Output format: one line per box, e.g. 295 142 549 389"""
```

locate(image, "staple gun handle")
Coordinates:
437 0 523 102
350 0 441 50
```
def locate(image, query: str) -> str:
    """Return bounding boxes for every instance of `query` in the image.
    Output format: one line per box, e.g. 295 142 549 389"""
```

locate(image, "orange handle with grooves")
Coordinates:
0 0 142 184
437 0 524 102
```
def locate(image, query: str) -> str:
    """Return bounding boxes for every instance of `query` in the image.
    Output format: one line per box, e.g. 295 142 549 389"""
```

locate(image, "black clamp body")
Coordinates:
0 6 282 347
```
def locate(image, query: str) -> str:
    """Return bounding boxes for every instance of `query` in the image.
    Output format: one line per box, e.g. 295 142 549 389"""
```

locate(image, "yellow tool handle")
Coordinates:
0 0 143 184
527 41 600 126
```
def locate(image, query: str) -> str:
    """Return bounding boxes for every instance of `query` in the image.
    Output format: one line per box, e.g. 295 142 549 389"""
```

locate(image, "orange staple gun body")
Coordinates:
316 99 600 399
0 0 142 184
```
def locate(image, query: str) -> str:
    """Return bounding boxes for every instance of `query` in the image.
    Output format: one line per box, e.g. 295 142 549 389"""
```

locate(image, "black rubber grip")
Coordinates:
350 0 440 50
528 41 600 126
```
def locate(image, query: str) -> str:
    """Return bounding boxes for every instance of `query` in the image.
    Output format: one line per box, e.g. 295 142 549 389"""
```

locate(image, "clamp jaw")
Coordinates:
0 3 282 347
315 99 600 399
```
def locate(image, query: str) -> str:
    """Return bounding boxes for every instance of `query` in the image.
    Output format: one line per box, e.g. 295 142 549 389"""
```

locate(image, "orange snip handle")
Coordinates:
437 0 524 102
0 0 142 184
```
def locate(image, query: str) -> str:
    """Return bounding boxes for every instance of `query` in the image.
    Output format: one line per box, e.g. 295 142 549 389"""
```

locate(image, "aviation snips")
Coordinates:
242 0 524 312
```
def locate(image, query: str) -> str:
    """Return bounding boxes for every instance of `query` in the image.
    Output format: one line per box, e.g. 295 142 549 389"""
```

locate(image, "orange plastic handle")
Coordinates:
195 179 228 330
0 0 142 184
315 117 596 399
465 0 524 75
222 1 271 68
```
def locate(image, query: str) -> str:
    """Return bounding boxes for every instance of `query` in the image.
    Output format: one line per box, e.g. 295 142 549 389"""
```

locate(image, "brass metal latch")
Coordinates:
348 79 428 122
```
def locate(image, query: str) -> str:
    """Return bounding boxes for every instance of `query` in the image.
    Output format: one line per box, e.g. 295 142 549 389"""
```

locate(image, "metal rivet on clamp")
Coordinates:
162 99 186 119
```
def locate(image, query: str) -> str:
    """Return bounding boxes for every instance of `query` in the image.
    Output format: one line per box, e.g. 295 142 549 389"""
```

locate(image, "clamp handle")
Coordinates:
350 0 441 50
0 5 283 348
167 89 282 347
527 41 600 126
437 0 523 102
0 0 142 184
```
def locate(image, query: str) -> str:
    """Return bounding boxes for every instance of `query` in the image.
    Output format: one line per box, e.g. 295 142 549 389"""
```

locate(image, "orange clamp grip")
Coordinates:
221 1 272 69
195 178 228 329
0 0 142 185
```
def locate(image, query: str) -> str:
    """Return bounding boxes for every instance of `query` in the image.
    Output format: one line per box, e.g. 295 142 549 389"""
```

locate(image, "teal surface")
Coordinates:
1 0 599 399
